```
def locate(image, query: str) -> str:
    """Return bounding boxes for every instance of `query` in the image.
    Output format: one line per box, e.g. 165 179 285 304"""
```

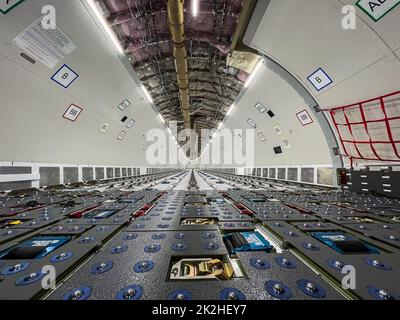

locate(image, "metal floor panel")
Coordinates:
0 170 399 300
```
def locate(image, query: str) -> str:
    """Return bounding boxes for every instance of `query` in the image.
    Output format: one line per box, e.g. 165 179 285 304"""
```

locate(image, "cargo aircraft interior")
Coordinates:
0 0 399 307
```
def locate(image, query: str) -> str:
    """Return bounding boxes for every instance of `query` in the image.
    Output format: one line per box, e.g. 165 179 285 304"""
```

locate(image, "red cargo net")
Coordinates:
328 91 400 166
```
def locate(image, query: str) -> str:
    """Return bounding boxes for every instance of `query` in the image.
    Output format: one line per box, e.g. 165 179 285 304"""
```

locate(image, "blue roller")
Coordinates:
116 285 143 300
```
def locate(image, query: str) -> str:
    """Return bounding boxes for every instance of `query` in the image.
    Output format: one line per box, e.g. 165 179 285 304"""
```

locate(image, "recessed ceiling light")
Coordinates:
227 104 235 116
244 60 263 88
193 0 199 17
141 85 153 103
84 0 124 55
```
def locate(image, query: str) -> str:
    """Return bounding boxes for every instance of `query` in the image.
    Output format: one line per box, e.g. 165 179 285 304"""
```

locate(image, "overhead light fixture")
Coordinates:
193 0 199 17
159 114 166 123
199 149 207 158
244 60 263 88
226 104 235 116
218 122 223 129
84 0 124 54
141 85 153 103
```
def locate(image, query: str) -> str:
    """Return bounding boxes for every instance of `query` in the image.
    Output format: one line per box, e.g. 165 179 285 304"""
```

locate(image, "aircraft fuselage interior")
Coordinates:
0 0 399 307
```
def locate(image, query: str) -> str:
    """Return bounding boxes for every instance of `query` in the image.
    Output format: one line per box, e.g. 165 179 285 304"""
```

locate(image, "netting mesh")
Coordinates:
329 91 400 165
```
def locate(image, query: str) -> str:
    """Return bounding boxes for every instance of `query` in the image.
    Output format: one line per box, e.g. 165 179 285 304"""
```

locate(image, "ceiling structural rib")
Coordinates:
168 0 191 129
229 0 257 53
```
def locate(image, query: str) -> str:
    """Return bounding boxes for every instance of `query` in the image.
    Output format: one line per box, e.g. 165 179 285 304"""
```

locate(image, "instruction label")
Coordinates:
13 16 77 68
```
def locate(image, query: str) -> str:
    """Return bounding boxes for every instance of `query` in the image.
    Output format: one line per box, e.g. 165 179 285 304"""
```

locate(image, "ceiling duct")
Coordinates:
167 0 191 129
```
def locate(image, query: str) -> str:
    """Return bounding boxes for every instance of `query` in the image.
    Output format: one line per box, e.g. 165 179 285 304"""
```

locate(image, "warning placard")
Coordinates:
13 16 77 68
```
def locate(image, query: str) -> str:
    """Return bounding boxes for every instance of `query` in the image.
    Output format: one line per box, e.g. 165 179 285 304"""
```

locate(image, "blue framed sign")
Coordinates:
307 68 333 92
51 64 79 89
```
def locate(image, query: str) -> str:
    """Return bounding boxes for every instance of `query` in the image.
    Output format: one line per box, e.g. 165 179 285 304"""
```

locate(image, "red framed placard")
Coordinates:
63 104 83 122
296 109 314 126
